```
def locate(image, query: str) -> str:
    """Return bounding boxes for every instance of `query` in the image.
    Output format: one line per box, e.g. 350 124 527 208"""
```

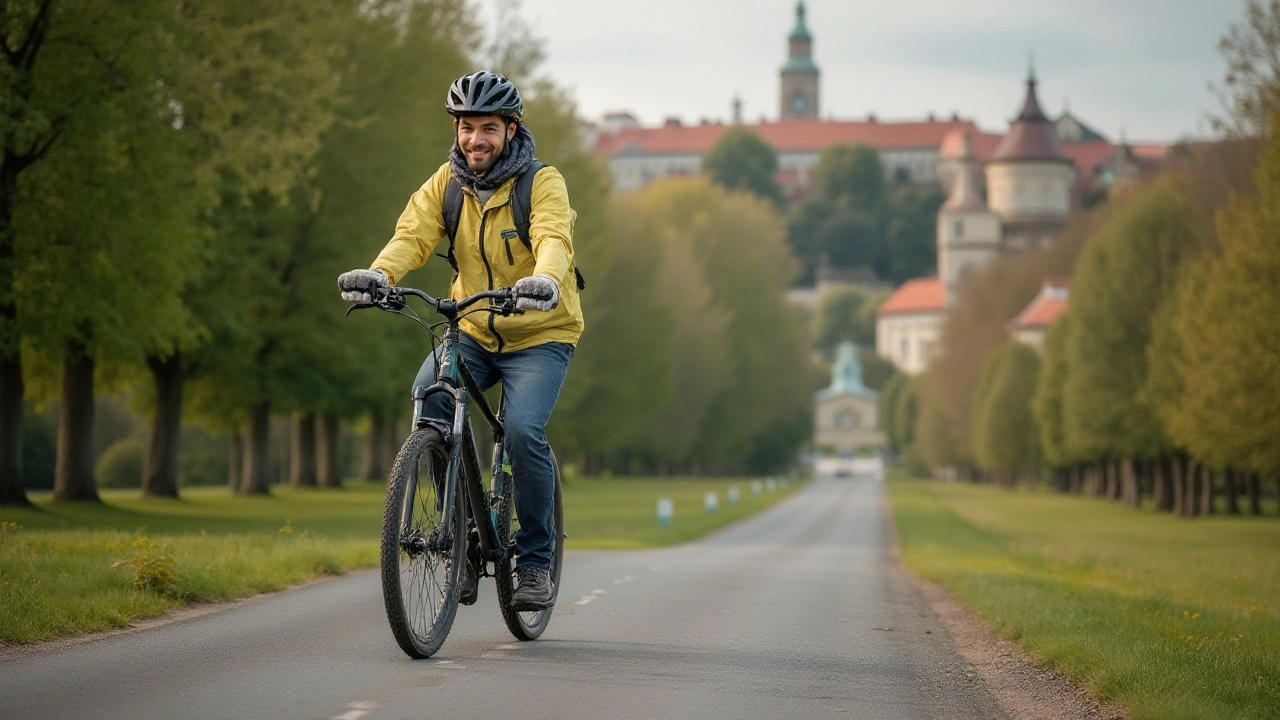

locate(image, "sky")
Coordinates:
494 0 1245 143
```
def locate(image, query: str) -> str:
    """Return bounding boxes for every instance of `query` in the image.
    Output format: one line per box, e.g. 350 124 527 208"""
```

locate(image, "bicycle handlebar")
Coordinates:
346 285 529 320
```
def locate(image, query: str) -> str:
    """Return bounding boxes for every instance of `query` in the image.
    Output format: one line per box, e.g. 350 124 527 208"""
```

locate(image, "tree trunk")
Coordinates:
1247 474 1261 516
241 403 271 495
289 413 317 488
0 352 27 505
1105 460 1121 500
53 337 98 502
382 415 400 474
0 151 27 505
1171 456 1185 517
1186 461 1201 516
1224 469 1240 515
1198 464 1214 517
143 353 183 498
317 414 342 488
359 413 385 481
1153 456 1173 512
227 430 243 491
1121 458 1139 508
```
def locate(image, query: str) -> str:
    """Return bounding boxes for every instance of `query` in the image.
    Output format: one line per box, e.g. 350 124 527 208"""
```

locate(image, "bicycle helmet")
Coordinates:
446 71 523 118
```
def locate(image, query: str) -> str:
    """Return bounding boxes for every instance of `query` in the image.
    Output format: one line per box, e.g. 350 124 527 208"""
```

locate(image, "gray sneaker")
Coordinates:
510 566 554 611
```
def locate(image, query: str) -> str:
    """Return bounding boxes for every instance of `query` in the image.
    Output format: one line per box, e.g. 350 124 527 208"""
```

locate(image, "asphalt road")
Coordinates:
1 475 1008 720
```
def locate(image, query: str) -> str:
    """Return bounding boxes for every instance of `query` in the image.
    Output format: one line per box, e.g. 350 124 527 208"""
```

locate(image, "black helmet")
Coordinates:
446 71 523 118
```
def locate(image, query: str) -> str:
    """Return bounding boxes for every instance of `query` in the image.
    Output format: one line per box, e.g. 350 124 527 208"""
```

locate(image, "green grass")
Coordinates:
0 476 801 644
887 473 1280 720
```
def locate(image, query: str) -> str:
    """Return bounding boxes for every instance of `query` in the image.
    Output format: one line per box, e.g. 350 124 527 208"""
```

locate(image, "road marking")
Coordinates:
436 660 466 669
574 595 597 605
590 588 607 594
332 701 378 720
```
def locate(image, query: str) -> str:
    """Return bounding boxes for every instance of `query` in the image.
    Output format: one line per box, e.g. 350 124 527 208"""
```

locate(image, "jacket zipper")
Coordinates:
504 237 514 265
476 206 505 353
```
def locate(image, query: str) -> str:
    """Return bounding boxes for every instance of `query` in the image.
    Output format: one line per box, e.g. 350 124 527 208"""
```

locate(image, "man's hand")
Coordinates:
337 268 389 303
514 274 560 311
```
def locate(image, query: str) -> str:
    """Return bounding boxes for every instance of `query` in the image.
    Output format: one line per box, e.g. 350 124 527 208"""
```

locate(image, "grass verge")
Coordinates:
0 475 801 645
887 473 1280 720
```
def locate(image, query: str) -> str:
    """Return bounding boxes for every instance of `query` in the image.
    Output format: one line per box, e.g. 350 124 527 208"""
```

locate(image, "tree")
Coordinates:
787 143 888 283
1168 115 1280 480
1034 313 1082 472
702 128 784 207
885 186 946 284
811 286 877 352
1061 178 1201 473
971 341 1041 483
1211 0 1280 138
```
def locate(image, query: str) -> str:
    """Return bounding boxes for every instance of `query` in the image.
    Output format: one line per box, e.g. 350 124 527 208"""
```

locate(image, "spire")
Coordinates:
991 65 1069 163
791 1 811 40
732 94 743 125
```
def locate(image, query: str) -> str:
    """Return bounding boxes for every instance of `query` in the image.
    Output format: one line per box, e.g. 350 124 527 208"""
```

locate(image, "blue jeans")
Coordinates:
413 334 572 570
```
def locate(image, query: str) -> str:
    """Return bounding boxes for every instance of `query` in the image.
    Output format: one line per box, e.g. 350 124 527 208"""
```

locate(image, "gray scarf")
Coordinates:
449 123 536 191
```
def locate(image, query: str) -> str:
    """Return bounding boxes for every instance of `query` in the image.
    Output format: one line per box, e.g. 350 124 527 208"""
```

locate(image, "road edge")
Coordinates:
880 481 1127 720
0 571 371 663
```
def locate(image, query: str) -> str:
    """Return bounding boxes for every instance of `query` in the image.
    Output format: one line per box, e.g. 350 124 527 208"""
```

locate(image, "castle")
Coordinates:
588 2 1163 375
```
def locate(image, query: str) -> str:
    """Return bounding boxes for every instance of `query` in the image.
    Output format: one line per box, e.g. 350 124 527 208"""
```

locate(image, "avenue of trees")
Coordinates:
1 0 821 505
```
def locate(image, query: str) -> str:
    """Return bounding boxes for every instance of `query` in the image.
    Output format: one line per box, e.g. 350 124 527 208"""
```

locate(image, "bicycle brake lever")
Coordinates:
344 303 375 316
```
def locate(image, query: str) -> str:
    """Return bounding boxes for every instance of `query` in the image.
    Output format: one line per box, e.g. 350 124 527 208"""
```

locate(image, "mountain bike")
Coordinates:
348 284 564 659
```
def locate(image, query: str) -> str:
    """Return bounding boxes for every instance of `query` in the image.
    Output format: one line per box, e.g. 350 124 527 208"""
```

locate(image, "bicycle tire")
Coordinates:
380 428 464 659
494 449 564 641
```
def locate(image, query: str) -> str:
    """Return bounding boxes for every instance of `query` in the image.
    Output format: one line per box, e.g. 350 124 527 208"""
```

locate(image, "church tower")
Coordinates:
779 1 819 121
937 131 1001 306
984 68 1076 248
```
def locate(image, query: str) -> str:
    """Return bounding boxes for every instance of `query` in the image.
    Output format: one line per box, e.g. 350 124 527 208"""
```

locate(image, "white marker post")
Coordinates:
766 478 777 492
752 480 763 496
728 486 740 506
657 498 674 527
704 492 718 515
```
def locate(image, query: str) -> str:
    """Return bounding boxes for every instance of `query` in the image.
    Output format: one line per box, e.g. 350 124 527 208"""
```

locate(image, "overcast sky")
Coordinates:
495 0 1245 143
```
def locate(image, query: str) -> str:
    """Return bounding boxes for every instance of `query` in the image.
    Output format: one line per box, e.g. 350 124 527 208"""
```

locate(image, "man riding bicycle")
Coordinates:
338 71 582 611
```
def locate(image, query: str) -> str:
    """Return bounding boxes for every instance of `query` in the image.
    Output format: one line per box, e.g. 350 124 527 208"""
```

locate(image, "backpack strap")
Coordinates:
511 160 586 290
439 177 464 275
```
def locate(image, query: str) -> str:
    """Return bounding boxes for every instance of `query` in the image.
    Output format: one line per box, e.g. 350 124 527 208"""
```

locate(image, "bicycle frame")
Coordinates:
407 319 510 564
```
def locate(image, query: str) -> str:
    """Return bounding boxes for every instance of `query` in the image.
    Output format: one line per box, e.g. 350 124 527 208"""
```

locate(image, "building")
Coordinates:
593 2 983 197
814 341 885 452
1009 278 1070 352
874 277 945 375
875 72 1161 375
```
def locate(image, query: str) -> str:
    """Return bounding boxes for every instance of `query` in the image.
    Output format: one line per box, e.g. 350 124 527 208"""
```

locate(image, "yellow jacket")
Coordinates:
372 162 584 353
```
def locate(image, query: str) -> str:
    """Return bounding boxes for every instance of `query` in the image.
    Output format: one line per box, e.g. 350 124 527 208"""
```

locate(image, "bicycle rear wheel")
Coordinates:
381 428 464 659
495 449 564 641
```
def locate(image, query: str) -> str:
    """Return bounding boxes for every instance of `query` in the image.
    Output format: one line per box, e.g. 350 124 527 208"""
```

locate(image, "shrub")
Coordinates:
95 438 145 488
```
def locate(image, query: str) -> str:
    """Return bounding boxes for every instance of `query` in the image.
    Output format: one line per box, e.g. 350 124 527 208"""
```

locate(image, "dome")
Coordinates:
990 73 1069 164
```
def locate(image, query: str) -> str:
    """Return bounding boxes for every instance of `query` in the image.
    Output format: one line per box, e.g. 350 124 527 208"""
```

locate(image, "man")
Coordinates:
337 71 582 610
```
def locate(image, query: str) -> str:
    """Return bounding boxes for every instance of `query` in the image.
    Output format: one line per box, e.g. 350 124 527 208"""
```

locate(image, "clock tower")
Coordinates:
779 1 819 122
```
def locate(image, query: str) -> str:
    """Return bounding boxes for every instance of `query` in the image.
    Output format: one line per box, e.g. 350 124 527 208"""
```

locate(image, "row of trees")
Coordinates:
879 0 1280 516
882 132 1278 515
1 0 819 505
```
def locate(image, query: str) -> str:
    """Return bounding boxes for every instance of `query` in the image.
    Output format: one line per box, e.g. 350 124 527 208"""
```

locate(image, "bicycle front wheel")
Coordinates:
495 449 565 641
381 428 464 659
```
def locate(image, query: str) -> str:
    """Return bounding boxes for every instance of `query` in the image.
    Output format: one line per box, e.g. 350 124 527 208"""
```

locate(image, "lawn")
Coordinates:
888 474 1280 720
0 475 801 644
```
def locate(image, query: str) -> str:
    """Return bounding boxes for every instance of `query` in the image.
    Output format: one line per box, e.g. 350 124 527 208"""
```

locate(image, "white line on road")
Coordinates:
331 701 378 720
574 595 597 605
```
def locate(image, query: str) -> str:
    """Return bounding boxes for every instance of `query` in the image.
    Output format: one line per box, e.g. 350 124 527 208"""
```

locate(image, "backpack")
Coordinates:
441 160 586 291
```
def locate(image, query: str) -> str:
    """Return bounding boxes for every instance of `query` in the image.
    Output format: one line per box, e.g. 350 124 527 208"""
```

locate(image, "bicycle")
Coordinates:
347 284 565 659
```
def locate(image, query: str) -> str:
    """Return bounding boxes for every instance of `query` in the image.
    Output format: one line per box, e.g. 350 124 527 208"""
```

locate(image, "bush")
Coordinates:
95 438 145 489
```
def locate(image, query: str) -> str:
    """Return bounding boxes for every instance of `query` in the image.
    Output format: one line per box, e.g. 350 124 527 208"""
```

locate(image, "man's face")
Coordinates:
455 115 518 174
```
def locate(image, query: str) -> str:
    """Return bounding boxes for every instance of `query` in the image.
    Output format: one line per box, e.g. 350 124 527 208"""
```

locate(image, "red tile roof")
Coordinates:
595 118 981 156
877 277 946 315
1012 280 1070 329
938 127 1004 160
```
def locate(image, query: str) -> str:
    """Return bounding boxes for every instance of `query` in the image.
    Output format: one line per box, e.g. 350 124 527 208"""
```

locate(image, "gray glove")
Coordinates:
337 268 388 303
513 274 560 311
